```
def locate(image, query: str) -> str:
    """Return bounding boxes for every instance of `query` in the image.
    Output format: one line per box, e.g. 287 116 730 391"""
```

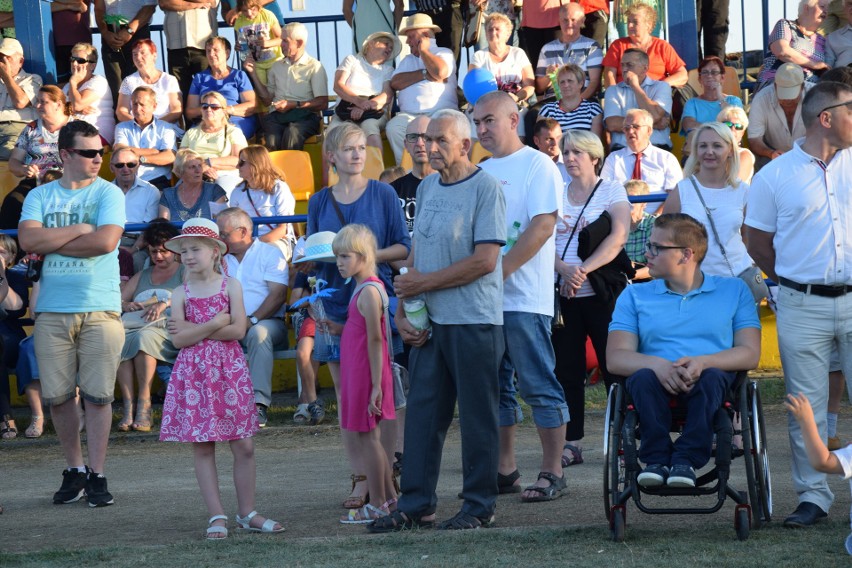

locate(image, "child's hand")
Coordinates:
368 387 382 417
212 310 231 328
784 393 815 424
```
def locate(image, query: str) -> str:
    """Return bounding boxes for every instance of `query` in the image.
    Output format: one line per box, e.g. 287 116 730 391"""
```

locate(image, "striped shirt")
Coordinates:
535 35 603 88
538 99 602 134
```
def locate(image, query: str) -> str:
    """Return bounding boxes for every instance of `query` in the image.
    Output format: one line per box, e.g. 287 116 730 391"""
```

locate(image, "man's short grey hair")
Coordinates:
111 147 137 164
431 109 471 141
625 108 653 127
283 22 308 42
218 207 253 230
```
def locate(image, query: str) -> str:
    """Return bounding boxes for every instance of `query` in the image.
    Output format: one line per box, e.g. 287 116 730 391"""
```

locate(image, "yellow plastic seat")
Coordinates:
269 150 315 201
99 150 115 181
400 149 413 171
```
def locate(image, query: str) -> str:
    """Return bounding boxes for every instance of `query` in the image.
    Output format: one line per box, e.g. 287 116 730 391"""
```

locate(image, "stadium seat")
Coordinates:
470 141 492 164
269 150 315 201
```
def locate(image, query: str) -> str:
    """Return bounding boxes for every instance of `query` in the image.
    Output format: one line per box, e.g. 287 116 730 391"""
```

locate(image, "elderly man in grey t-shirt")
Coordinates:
369 109 506 533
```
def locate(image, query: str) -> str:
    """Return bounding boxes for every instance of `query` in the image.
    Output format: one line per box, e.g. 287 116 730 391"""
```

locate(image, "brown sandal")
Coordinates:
132 400 153 432
117 400 133 432
342 474 369 509
1 415 17 440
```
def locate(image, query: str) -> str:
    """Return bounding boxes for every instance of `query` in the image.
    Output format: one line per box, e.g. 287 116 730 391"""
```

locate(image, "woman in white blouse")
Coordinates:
63 43 115 144
115 38 182 124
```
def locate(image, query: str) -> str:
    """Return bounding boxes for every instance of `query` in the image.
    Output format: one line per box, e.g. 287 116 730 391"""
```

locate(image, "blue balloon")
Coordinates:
463 68 498 106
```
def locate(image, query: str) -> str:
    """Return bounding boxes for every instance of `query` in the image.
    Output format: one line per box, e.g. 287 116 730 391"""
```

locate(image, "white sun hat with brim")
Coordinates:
363 31 402 61
165 217 228 255
398 13 442 35
292 231 337 264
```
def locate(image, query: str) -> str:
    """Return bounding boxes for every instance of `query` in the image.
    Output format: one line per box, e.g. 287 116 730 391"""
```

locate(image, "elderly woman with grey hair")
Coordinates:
159 148 227 221
757 0 831 87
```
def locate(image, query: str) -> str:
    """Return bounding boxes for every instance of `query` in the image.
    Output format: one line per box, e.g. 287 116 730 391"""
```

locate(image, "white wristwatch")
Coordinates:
249 315 259 325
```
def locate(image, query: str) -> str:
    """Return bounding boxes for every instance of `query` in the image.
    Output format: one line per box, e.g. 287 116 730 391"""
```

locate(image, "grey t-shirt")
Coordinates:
413 168 506 325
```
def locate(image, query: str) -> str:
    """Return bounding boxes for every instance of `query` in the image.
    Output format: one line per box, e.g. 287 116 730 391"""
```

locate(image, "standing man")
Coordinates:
158 0 219 106
18 121 125 507
474 91 568 502
746 80 852 528
576 0 610 48
371 109 506 532
0 38 41 160
110 147 159 271
390 116 433 236
217 207 289 428
697 0 730 60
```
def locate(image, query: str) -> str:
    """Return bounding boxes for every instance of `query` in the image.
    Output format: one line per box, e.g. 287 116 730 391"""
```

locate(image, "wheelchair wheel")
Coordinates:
741 380 772 527
603 383 624 521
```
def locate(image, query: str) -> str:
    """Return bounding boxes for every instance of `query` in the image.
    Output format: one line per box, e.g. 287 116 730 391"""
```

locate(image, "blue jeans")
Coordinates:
627 367 735 469
499 312 569 429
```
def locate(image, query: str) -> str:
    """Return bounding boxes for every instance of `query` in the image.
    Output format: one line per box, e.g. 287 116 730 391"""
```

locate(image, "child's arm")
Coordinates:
358 285 386 417
784 393 845 475
167 287 231 349
208 277 249 342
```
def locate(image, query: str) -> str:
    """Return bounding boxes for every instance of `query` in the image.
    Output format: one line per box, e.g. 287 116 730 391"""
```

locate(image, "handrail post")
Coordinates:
14 0 55 83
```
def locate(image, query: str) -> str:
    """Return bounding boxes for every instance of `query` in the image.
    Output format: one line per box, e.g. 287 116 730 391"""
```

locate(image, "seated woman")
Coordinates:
602 2 687 87
1 86 71 230
116 38 182 124
180 91 248 197
159 148 228 221
0 236 27 440
681 57 743 134
117 220 184 432
717 106 755 183
757 0 829 87
185 36 258 138
230 144 296 259
330 31 399 150
63 43 116 144
538 64 603 140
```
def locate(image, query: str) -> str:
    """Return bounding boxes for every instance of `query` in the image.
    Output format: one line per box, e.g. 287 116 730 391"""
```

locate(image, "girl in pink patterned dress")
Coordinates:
333 225 396 525
160 218 283 540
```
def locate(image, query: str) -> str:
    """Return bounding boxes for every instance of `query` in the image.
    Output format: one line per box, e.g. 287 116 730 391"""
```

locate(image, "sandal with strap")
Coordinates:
132 400 153 432
206 515 228 540
117 401 133 432
343 474 369 509
1 415 17 440
520 471 568 503
25 415 43 438
367 509 435 533
561 443 584 467
293 403 310 424
235 510 285 533
436 510 495 530
458 469 521 499
340 503 389 525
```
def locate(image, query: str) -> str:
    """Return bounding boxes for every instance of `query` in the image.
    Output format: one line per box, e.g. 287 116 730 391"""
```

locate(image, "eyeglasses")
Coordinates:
201 103 223 110
405 133 428 143
219 226 246 239
112 162 138 169
623 124 648 131
69 56 95 64
645 242 687 256
819 99 852 114
67 148 105 159
723 121 745 131
699 70 722 77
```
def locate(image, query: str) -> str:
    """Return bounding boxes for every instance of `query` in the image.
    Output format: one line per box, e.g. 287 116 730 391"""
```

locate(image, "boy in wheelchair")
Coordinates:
607 214 761 488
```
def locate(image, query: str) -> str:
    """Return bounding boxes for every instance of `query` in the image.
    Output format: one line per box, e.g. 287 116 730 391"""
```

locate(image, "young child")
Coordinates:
333 224 396 524
785 392 852 555
624 180 655 282
160 218 283 540
290 267 324 425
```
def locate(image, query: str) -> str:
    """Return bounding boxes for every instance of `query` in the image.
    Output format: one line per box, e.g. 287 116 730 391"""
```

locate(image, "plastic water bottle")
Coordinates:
399 267 431 331
503 221 521 255
549 72 562 100
236 31 250 61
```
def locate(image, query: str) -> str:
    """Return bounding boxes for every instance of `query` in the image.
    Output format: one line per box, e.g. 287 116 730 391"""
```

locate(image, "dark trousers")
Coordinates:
552 294 617 441
427 2 465 71
627 367 736 469
520 25 559 73
697 0 730 60
581 9 609 49
167 47 209 108
262 112 321 151
398 323 504 520
102 27 153 108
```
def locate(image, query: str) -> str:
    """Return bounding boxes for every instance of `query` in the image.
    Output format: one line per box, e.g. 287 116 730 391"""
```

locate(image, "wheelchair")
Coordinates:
603 371 772 542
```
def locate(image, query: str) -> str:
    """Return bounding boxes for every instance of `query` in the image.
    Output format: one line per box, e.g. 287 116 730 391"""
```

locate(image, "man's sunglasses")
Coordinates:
67 148 105 159
70 56 96 65
113 162 138 169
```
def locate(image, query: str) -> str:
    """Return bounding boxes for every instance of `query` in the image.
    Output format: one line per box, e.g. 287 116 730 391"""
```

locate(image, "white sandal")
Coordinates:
293 403 310 424
340 503 389 525
235 510 285 533
206 515 228 540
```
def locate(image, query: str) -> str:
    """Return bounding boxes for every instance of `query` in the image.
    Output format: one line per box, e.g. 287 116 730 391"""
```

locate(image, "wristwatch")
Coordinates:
139 156 147 165
249 315 259 326
421 69 428 80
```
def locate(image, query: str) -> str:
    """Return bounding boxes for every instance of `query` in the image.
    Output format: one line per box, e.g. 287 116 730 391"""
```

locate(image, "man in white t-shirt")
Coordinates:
386 14 458 164
217 207 289 428
474 91 569 502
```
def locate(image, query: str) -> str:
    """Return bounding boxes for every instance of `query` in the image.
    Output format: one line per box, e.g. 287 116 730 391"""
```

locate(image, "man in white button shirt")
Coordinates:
217 207 289 428
746 80 852 529
600 108 682 214
110 147 160 271
0 38 41 160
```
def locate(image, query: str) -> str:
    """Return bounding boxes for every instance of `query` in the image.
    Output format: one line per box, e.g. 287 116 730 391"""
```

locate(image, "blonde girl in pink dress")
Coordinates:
333 224 397 524
160 218 283 540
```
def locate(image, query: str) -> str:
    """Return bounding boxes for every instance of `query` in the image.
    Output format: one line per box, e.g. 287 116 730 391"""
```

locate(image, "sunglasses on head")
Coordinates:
67 148 105 159
113 162 138 169
201 103 223 110
723 121 745 131
70 56 95 65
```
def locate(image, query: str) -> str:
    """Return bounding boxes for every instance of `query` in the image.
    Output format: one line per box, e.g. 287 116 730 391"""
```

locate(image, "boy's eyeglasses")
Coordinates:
645 242 686 256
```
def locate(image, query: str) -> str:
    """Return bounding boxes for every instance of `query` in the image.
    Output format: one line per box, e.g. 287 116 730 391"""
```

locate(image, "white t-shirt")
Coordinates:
336 54 393 97
556 178 629 297
224 239 289 317
63 75 116 144
229 179 295 239
479 146 562 316
833 444 852 555
470 47 531 94
119 71 181 120
677 177 753 277
392 40 458 114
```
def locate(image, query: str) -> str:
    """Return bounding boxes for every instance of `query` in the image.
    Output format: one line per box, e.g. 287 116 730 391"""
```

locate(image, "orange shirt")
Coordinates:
602 37 685 83
575 0 610 14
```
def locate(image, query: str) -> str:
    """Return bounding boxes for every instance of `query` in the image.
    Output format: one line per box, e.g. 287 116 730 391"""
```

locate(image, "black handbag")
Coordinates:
334 98 385 123
578 210 635 306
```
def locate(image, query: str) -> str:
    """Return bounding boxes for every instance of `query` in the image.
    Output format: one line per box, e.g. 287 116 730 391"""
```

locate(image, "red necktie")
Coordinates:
631 152 643 180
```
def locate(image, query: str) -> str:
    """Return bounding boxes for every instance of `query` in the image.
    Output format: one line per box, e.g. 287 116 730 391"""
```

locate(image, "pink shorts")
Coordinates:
297 315 316 342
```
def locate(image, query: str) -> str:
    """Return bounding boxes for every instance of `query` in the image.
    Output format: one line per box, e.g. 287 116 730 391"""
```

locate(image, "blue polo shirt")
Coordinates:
609 273 760 361
113 118 178 182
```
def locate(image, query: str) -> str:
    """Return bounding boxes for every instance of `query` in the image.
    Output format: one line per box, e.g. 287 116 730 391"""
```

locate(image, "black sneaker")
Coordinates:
85 472 115 507
667 464 696 488
53 468 88 504
308 399 325 425
257 404 268 428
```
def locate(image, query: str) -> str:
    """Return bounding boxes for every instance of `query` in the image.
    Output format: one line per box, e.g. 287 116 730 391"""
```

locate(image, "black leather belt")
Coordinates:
778 276 852 298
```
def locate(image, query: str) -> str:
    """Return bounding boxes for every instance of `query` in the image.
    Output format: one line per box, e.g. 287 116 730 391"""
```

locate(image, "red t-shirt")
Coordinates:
602 37 685 83
576 0 610 14
521 0 563 29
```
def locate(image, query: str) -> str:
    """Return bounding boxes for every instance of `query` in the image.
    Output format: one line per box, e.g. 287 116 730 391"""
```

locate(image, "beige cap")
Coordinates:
0 38 23 57
775 63 805 100
398 13 442 35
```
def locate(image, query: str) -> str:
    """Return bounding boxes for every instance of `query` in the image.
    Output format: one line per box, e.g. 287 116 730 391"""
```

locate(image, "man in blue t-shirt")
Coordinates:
607 213 760 489
19 121 125 509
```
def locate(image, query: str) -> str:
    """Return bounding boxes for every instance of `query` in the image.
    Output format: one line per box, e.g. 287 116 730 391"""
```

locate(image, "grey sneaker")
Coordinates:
308 399 325 425
53 468 88 504
637 464 668 488
85 472 115 507
257 404 268 428
667 464 696 488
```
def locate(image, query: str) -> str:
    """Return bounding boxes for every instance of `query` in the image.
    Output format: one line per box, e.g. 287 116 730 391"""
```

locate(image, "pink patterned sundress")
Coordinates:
159 277 258 442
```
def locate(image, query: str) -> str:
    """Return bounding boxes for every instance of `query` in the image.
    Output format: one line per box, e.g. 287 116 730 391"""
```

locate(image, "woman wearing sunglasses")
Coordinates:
716 106 755 183
180 91 248 198
115 38 182 124
62 43 116 144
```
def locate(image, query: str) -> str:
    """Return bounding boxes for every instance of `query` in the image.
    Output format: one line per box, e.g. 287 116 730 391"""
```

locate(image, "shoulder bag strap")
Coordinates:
556 179 603 287
351 281 394 367
243 183 276 231
687 176 735 277
327 188 348 227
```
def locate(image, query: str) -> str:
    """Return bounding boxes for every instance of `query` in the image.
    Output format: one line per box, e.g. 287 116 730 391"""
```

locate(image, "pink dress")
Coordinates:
339 277 395 432
159 277 258 442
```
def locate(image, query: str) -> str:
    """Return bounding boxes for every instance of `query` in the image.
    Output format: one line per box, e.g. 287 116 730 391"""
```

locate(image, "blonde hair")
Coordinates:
173 148 204 177
379 165 406 184
562 129 604 174
239 145 285 194
71 42 98 64
332 224 377 275
0 233 17 268
716 106 749 129
624 179 650 196
625 2 658 29
323 122 366 155
200 91 231 130
485 12 512 30
177 236 224 274
683 122 741 188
